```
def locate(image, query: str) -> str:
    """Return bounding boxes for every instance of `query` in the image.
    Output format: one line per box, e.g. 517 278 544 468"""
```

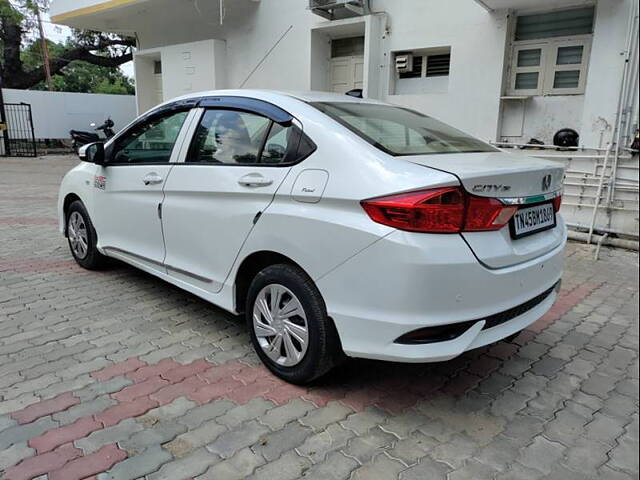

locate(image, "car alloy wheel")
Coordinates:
252 283 309 367
68 211 89 260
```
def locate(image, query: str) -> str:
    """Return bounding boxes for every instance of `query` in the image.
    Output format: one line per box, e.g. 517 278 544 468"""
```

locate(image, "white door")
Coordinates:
161 109 296 293
155 75 164 105
92 109 192 271
330 56 364 93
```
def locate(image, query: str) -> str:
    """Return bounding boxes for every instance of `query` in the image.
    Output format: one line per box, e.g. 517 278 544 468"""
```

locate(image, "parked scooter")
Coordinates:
70 118 116 153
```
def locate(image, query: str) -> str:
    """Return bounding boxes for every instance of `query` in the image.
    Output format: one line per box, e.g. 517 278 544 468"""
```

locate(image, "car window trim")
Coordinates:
256 120 275 164
197 96 293 125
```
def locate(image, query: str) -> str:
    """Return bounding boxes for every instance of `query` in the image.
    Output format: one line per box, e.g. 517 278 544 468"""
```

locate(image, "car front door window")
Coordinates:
112 111 189 164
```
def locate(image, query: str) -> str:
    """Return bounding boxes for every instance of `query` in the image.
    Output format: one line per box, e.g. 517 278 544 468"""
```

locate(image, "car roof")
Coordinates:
172 89 387 106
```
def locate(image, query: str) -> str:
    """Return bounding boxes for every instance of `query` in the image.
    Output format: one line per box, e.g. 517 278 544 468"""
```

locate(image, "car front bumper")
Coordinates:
316 226 566 363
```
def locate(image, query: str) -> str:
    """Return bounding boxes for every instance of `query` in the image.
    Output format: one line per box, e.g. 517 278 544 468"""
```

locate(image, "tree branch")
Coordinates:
2 1 136 90
8 47 133 89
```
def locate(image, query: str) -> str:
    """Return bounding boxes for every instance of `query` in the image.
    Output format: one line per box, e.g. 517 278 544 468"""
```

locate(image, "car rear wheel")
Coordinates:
246 264 342 384
66 200 107 270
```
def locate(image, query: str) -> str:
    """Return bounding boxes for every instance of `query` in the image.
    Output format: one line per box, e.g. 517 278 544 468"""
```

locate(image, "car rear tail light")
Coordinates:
552 195 562 212
361 187 465 233
361 187 518 233
465 196 518 232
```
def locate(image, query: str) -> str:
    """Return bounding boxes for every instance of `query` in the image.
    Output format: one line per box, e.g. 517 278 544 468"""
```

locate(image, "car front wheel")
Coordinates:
66 200 107 270
246 264 342 384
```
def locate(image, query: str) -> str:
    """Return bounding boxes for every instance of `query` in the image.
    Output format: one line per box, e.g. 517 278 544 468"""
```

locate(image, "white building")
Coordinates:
50 0 638 147
51 0 639 241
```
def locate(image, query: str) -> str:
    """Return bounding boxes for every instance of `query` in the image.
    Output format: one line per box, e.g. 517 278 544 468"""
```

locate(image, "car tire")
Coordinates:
246 264 342 385
66 200 107 270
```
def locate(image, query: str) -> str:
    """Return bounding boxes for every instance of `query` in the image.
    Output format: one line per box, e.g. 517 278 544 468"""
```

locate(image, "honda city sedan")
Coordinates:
58 90 566 384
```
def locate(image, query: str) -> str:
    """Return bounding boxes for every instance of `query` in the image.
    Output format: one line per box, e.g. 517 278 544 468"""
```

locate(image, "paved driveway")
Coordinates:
0 155 638 480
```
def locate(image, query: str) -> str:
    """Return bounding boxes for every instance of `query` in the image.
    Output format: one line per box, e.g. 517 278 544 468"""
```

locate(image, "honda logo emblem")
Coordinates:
542 174 553 192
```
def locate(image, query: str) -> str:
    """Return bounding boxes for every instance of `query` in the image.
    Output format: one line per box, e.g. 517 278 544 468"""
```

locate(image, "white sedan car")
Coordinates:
58 90 566 384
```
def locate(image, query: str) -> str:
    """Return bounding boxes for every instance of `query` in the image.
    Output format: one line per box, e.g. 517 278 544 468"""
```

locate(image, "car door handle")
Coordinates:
238 174 274 188
143 173 164 186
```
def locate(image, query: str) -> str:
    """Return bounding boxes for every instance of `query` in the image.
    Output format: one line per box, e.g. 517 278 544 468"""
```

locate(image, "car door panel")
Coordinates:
93 165 173 271
92 109 195 271
161 165 291 292
161 108 302 293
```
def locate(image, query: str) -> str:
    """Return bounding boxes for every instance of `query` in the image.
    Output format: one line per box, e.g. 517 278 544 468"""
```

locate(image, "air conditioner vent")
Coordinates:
395 53 414 74
309 0 370 20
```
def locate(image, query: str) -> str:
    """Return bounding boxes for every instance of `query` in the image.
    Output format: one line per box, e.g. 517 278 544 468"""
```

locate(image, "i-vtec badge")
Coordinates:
472 184 512 193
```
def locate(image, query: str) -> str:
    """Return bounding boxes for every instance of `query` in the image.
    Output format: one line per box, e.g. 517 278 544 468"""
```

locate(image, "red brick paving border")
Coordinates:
92 357 147 382
11 392 79 425
527 283 601 333
0 258 90 275
0 217 58 225
2 280 600 478
48 444 127 480
29 417 102 454
3 443 83 480
0 196 58 202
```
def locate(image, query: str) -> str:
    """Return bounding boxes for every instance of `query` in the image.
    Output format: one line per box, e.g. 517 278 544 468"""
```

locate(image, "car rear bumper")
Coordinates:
316 224 566 363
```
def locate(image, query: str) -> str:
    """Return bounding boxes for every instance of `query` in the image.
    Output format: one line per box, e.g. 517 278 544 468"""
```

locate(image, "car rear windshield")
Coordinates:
311 102 497 156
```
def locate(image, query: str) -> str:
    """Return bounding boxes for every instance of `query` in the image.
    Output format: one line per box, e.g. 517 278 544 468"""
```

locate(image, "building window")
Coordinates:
331 36 365 58
508 7 594 96
396 49 451 80
426 54 451 77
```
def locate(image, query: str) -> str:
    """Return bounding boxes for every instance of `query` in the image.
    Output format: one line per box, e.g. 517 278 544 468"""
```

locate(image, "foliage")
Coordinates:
1 0 135 91
21 39 135 94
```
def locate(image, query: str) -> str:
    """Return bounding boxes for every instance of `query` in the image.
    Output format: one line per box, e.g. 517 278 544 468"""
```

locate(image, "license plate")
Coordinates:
510 203 556 239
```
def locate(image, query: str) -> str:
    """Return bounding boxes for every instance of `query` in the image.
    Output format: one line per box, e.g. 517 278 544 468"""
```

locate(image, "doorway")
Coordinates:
329 37 364 94
154 60 164 105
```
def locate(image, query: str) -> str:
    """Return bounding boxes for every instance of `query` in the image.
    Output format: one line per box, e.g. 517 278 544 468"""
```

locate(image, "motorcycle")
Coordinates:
70 118 116 153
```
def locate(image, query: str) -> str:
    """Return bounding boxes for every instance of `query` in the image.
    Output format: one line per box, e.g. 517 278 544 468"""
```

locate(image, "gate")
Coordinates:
0 100 37 157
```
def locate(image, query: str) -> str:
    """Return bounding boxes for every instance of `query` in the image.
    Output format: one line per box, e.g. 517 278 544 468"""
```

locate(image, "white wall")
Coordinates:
498 0 634 147
580 0 632 147
161 40 227 100
135 39 227 113
221 1 312 91
134 53 161 115
378 2 510 141
132 0 508 140
58 0 636 146
500 96 585 143
2 89 137 139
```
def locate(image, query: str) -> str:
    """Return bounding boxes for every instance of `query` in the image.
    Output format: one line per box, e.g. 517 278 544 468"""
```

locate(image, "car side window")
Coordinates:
111 110 189 164
261 123 293 164
188 110 271 165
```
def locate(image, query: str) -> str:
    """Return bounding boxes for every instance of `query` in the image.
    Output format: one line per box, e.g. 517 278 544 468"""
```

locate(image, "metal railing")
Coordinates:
494 143 639 248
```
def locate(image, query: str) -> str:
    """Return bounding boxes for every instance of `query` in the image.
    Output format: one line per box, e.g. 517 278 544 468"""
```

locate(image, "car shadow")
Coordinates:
101 258 520 414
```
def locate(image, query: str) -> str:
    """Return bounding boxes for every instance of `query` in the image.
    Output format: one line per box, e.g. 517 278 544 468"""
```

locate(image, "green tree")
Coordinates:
1 0 135 91
21 39 134 94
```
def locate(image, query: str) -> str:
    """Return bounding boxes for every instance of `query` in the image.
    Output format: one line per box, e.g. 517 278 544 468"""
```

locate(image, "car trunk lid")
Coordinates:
403 151 566 268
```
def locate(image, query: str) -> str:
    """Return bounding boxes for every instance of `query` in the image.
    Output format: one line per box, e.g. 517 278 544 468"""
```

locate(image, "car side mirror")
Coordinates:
79 142 106 165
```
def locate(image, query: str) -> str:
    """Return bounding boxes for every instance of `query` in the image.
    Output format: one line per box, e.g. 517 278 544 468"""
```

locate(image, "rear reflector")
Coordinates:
361 186 518 233
552 195 562 212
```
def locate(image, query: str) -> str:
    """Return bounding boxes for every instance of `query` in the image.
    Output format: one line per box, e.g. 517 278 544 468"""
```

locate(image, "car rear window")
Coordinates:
311 102 497 156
